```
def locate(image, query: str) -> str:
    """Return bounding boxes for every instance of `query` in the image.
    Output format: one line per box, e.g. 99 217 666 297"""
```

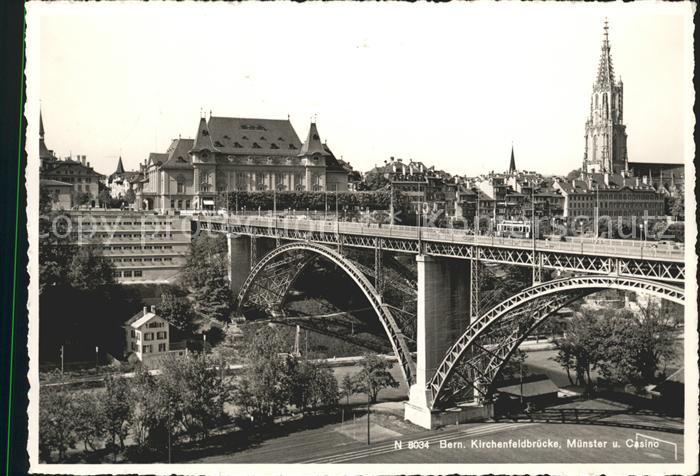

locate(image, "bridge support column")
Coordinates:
227 233 251 296
405 255 475 429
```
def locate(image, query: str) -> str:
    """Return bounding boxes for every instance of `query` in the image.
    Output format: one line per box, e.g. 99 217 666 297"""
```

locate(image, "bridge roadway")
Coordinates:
194 215 685 283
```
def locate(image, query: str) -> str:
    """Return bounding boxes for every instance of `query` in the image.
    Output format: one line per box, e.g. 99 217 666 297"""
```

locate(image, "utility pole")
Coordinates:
167 398 172 464
95 346 99 371
60 345 64 378
367 390 371 445
519 360 524 410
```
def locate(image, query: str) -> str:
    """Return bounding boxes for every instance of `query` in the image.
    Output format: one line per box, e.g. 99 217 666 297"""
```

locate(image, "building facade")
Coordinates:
40 179 73 210
189 117 348 210
552 172 665 219
135 138 196 211
71 210 191 283
583 21 628 174
107 156 142 200
124 305 170 362
135 116 349 212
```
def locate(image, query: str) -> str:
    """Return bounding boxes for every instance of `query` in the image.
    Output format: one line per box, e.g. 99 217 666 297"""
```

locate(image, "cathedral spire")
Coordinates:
596 19 615 86
40 109 45 139
508 143 516 174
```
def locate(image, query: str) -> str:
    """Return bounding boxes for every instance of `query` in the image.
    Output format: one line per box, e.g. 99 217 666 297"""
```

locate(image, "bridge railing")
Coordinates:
195 215 684 261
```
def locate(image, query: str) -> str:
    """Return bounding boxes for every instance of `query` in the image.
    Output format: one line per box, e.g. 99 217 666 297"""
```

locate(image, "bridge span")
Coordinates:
194 215 684 283
193 214 686 429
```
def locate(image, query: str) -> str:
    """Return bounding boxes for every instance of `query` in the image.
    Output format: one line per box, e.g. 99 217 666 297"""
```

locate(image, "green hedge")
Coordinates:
216 190 402 212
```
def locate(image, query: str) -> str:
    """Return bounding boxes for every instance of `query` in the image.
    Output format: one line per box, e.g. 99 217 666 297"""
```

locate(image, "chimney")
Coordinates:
642 175 648 185
402 165 407 175
81 155 86 166
603 172 610 186
635 177 640 187
151 304 156 313
143 306 147 315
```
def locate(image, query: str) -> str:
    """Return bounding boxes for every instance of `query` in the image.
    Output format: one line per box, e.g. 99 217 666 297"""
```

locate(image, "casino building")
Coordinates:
135 115 348 211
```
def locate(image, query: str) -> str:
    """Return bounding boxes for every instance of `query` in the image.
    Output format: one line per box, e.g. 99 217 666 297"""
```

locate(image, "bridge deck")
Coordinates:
194 215 685 282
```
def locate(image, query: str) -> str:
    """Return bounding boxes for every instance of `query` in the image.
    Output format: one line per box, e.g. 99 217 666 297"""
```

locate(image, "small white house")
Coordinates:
124 305 170 363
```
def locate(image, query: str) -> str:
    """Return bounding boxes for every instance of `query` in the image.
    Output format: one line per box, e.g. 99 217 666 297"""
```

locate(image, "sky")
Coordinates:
31 2 694 178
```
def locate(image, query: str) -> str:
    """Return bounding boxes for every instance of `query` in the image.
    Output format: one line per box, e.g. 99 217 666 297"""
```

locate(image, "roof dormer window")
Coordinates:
242 136 248 140
260 136 266 141
288 144 297 150
252 143 261 149
234 142 243 148
270 143 279 149
201 129 209 136
214 141 223 147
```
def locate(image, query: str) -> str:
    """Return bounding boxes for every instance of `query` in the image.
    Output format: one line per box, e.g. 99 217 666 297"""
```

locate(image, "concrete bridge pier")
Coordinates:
404 255 491 429
226 234 276 297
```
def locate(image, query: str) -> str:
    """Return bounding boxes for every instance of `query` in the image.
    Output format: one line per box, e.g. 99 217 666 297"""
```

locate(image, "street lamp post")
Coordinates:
594 184 599 241
95 346 99 371
60 345 64 378
389 182 394 226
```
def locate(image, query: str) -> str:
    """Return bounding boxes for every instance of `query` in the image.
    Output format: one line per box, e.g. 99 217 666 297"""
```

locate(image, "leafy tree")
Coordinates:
124 188 136 205
158 289 197 334
553 311 604 387
39 189 78 291
102 374 133 455
73 391 107 453
158 353 231 441
67 245 116 292
39 388 78 462
496 349 530 382
596 301 678 386
193 271 233 323
289 360 339 414
340 374 356 405
72 190 90 208
236 326 295 423
352 354 399 403
98 189 112 209
182 234 232 323
565 168 582 181
130 366 165 451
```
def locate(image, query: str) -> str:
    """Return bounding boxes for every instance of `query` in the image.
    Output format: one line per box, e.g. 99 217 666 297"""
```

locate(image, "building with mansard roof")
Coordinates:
135 115 348 211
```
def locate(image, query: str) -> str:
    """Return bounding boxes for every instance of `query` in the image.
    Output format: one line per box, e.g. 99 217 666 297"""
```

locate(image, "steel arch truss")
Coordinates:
236 242 416 386
428 275 685 409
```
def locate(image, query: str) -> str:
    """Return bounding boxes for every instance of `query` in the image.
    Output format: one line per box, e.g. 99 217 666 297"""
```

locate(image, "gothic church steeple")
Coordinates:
583 20 628 174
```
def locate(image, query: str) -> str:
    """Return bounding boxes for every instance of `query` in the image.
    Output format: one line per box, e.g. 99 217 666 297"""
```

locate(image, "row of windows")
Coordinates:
110 256 174 263
143 331 167 341
114 270 144 278
170 199 191 209
147 321 165 328
92 232 173 239
138 343 167 354
94 221 173 226
48 176 94 184
108 245 176 251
